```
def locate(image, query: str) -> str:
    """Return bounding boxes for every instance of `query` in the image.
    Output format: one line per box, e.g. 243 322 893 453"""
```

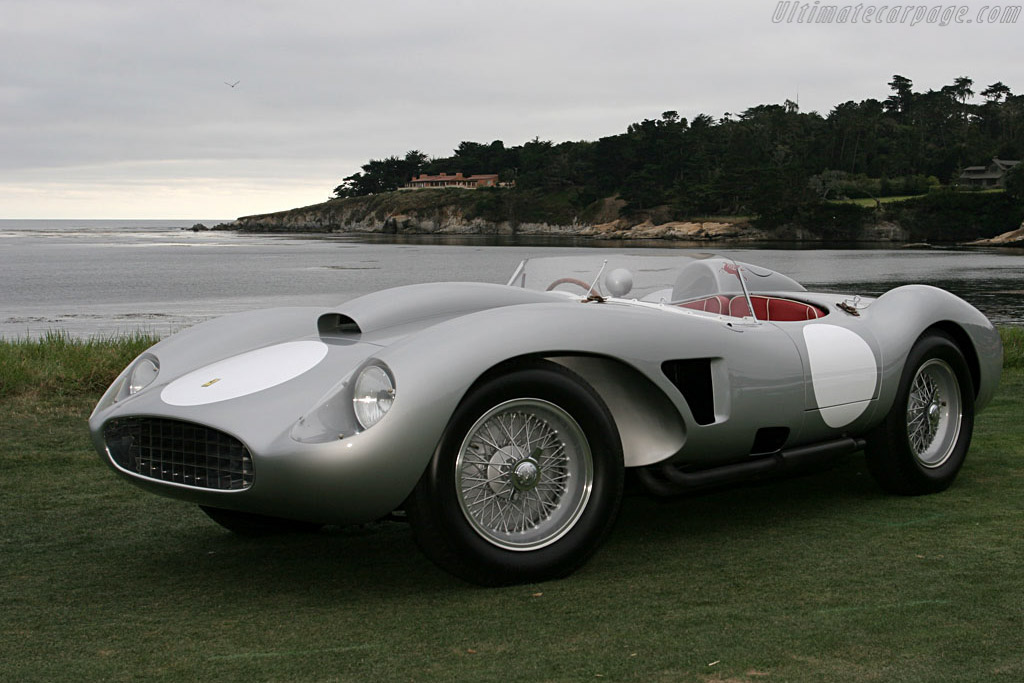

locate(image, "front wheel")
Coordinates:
407 360 623 585
866 332 975 495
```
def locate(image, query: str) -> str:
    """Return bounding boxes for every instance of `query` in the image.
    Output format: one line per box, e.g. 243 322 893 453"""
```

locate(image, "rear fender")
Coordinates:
862 285 1001 413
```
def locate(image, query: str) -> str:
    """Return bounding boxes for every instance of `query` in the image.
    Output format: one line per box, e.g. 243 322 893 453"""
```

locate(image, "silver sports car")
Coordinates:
90 254 1002 585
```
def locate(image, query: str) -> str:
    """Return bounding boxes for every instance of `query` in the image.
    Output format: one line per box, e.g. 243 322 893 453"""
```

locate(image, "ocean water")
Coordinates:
1 219 1023 338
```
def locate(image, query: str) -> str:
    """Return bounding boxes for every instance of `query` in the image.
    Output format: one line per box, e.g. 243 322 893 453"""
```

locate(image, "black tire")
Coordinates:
406 360 624 586
866 332 975 495
199 506 323 537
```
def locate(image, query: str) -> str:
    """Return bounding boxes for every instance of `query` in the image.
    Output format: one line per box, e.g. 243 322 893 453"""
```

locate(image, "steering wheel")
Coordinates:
546 277 601 294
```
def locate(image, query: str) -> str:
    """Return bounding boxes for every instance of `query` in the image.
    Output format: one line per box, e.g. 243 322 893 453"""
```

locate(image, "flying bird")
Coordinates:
224 80 240 88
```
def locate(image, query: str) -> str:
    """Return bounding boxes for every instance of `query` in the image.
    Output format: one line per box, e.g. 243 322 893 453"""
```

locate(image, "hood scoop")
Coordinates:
317 313 361 336
316 282 565 338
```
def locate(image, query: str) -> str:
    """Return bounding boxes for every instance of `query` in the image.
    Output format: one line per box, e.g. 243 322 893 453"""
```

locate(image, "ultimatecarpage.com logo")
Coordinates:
771 2 1020 25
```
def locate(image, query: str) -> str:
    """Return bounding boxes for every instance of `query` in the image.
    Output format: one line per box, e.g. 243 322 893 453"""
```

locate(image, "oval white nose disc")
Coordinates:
161 341 328 406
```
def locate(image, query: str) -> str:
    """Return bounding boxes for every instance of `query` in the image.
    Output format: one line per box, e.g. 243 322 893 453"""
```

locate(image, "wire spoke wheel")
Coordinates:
407 361 622 585
905 358 962 468
866 332 974 496
456 398 594 551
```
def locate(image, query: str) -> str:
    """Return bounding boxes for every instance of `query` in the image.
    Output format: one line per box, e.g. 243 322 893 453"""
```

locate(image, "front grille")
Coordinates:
104 418 253 491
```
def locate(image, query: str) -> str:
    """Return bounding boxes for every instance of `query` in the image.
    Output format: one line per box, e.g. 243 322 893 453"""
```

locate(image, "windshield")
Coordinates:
508 253 824 322
507 253 700 300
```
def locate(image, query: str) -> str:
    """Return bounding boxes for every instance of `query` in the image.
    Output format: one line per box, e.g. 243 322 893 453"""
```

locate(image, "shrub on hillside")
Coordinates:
883 190 1024 241
792 201 874 238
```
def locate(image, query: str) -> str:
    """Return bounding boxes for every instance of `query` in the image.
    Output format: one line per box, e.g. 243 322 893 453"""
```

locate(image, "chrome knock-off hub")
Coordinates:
512 459 540 490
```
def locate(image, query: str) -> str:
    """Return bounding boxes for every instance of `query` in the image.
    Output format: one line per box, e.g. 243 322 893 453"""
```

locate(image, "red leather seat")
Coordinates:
728 295 764 319
766 296 826 321
729 295 825 321
678 295 731 314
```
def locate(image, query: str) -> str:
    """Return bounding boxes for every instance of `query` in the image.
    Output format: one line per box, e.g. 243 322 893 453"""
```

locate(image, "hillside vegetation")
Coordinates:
235 183 1023 243
274 74 1024 241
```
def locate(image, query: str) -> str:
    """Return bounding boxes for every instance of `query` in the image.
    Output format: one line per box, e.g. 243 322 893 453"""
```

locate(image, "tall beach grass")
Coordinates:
1001 325 1023 369
0 330 158 401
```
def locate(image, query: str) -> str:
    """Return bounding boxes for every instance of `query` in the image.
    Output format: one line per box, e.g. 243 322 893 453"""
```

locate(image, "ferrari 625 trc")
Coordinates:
90 254 1002 584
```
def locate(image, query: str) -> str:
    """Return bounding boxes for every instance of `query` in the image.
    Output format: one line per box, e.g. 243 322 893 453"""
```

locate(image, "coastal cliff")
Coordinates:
231 200 586 237
225 189 916 243
965 222 1024 246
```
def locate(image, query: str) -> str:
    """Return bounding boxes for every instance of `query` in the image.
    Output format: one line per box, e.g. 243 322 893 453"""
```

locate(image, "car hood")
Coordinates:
92 283 571 435
135 282 566 374
318 281 570 342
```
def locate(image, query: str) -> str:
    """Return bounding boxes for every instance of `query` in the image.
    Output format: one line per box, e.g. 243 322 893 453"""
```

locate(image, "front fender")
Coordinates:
371 300 800 474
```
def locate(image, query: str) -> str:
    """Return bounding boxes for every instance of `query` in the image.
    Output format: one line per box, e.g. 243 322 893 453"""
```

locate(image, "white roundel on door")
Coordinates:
803 324 878 428
161 341 328 406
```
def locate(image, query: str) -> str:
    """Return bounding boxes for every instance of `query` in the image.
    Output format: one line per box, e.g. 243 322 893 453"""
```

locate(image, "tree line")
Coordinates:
332 75 1024 227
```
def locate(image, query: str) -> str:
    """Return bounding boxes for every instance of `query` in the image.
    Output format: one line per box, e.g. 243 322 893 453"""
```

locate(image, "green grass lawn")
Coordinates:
828 195 925 207
1 333 1022 681
829 188 1007 208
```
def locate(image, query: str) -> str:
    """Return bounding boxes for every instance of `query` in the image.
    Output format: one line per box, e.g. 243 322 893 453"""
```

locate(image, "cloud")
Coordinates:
2 0 1022 217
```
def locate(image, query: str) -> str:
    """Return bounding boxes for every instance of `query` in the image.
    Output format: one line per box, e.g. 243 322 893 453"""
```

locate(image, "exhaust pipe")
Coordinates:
637 437 866 497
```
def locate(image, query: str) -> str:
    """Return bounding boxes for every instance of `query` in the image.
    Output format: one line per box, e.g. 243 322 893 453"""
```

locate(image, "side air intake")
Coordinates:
661 359 716 426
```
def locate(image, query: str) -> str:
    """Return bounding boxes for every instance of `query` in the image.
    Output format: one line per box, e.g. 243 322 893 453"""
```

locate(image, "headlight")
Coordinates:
352 365 395 430
128 357 159 395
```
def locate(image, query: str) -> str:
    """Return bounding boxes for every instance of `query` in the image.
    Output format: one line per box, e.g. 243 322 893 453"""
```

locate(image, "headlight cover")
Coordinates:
352 364 395 430
128 356 160 396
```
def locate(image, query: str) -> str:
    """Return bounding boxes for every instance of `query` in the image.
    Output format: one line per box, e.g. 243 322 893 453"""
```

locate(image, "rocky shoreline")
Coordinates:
222 210 916 243
216 195 1023 245
964 225 1024 247
573 218 910 243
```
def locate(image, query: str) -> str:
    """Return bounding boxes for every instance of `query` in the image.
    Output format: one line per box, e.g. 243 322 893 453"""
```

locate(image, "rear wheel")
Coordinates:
866 332 975 495
407 360 623 585
200 506 322 536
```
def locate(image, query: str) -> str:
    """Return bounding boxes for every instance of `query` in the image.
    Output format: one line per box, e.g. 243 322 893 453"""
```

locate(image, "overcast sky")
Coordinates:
2 0 1021 219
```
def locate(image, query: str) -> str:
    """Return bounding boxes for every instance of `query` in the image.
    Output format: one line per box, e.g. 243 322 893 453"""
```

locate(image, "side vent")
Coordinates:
662 359 716 426
751 427 790 455
317 313 361 336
